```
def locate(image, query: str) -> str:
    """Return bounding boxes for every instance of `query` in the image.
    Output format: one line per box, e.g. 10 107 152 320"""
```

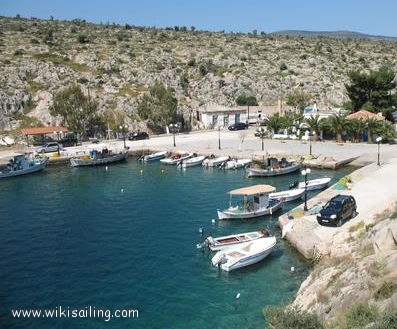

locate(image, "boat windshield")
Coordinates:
325 200 340 209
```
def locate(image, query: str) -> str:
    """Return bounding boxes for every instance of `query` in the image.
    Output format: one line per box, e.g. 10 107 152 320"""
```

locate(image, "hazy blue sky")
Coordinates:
1 0 396 36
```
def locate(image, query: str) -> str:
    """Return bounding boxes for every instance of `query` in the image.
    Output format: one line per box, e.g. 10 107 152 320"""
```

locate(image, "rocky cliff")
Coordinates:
1 16 397 130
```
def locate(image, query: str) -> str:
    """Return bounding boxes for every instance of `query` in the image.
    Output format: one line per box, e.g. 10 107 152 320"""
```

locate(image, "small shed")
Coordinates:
20 126 68 145
346 110 384 121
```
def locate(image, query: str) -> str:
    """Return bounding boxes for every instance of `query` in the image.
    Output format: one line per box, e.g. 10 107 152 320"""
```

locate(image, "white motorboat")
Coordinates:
217 184 282 219
180 155 206 168
202 156 229 168
0 154 48 179
160 151 193 165
221 158 252 170
298 177 331 191
269 188 305 202
142 151 167 162
206 229 269 251
211 236 276 271
70 149 128 167
246 159 300 177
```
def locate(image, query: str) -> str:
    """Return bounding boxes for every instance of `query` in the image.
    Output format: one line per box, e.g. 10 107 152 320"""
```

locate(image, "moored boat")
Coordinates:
221 158 252 170
298 177 331 191
246 157 300 177
0 153 48 178
206 229 269 251
202 156 229 168
217 184 282 219
211 236 276 271
180 155 206 168
70 149 128 167
142 151 167 162
160 151 193 165
269 188 305 202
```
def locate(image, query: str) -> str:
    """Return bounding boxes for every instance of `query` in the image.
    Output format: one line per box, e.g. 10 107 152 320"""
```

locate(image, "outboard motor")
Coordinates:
289 180 299 189
211 251 227 267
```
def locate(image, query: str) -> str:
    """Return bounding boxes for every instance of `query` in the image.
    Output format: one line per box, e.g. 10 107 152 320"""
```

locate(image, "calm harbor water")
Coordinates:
0 160 353 329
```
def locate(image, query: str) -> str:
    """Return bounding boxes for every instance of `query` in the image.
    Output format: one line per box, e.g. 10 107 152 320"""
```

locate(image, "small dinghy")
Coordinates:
298 177 331 191
70 149 128 167
202 156 229 168
160 151 193 165
217 185 282 219
211 236 276 271
269 188 305 202
142 151 167 162
0 153 48 179
180 155 206 168
206 229 269 251
221 158 252 170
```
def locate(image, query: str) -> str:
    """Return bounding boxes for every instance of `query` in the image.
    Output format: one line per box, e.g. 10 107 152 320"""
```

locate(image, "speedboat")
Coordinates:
202 156 229 168
221 158 252 170
247 158 300 177
289 177 331 191
160 151 193 165
269 188 305 202
0 153 48 178
206 229 269 251
180 155 206 168
142 151 167 162
70 149 128 167
217 184 282 219
211 236 276 271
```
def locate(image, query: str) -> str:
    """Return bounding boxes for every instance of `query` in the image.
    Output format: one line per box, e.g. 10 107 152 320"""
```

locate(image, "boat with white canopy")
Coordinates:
211 236 276 271
269 188 305 202
217 184 282 219
202 156 229 168
206 229 270 251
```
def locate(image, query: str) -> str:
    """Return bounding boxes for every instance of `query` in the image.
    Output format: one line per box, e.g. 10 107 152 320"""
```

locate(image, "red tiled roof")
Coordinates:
20 126 68 135
346 110 384 121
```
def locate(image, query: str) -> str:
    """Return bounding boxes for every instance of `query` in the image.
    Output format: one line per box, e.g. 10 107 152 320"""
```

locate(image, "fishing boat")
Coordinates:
221 158 252 170
70 149 128 167
246 157 300 177
142 151 167 162
269 188 305 202
211 236 276 271
290 177 331 191
160 151 193 165
180 155 206 168
0 153 48 179
217 184 282 219
205 229 269 251
202 156 229 168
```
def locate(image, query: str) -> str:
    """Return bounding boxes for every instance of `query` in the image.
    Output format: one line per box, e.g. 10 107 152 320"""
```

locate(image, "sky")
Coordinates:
1 0 396 36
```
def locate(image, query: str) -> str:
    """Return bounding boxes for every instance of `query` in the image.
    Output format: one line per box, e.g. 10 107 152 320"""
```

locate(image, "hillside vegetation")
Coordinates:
1 16 397 131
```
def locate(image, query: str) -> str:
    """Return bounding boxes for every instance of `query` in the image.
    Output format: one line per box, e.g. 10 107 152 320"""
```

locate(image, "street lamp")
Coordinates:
301 168 311 211
119 124 128 149
309 132 315 156
218 126 221 150
256 127 267 151
53 130 60 156
376 136 382 166
169 123 179 147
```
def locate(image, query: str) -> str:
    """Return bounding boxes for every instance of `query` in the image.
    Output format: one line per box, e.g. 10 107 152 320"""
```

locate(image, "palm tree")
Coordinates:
366 118 382 143
346 119 366 143
377 121 395 142
264 113 284 134
304 115 324 141
327 114 347 143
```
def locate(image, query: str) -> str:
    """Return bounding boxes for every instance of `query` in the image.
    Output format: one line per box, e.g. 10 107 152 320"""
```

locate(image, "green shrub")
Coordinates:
77 34 89 43
264 306 324 329
374 310 397 329
344 303 378 329
375 281 396 300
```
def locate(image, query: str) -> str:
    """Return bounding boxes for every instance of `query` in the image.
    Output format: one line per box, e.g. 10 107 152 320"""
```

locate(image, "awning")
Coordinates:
20 126 68 135
229 184 276 196
346 110 384 121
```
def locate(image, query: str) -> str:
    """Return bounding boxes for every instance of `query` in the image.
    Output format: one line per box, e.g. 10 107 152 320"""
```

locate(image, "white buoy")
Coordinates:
291 266 295 272
199 227 203 234
105 166 108 171
196 243 202 249
236 293 240 299
211 219 216 224
121 188 124 193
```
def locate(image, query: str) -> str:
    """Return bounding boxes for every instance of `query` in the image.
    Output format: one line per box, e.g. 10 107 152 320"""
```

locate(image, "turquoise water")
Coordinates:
0 161 352 329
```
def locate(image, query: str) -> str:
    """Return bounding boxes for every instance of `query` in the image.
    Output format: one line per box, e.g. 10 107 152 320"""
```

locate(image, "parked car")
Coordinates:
128 131 149 140
35 142 63 153
228 122 248 131
32 136 55 146
317 194 357 227
60 134 79 147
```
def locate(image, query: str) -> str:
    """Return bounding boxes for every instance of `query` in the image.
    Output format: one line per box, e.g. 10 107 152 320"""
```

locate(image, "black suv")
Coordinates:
128 131 149 141
317 194 357 227
60 134 79 147
228 122 248 131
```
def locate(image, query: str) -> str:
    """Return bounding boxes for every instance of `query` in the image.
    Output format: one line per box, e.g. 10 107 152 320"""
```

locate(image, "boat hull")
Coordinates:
202 157 229 167
222 159 252 170
0 158 48 178
269 188 305 202
70 152 128 167
222 244 274 271
246 163 300 177
298 177 331 191
207 231 266 251
160 154 193 165
181 156 206 168
143 151 167 162
217 200 282 219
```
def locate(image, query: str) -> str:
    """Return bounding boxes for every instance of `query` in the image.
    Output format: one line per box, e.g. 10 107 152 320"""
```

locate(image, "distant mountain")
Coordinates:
271 30 397 41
